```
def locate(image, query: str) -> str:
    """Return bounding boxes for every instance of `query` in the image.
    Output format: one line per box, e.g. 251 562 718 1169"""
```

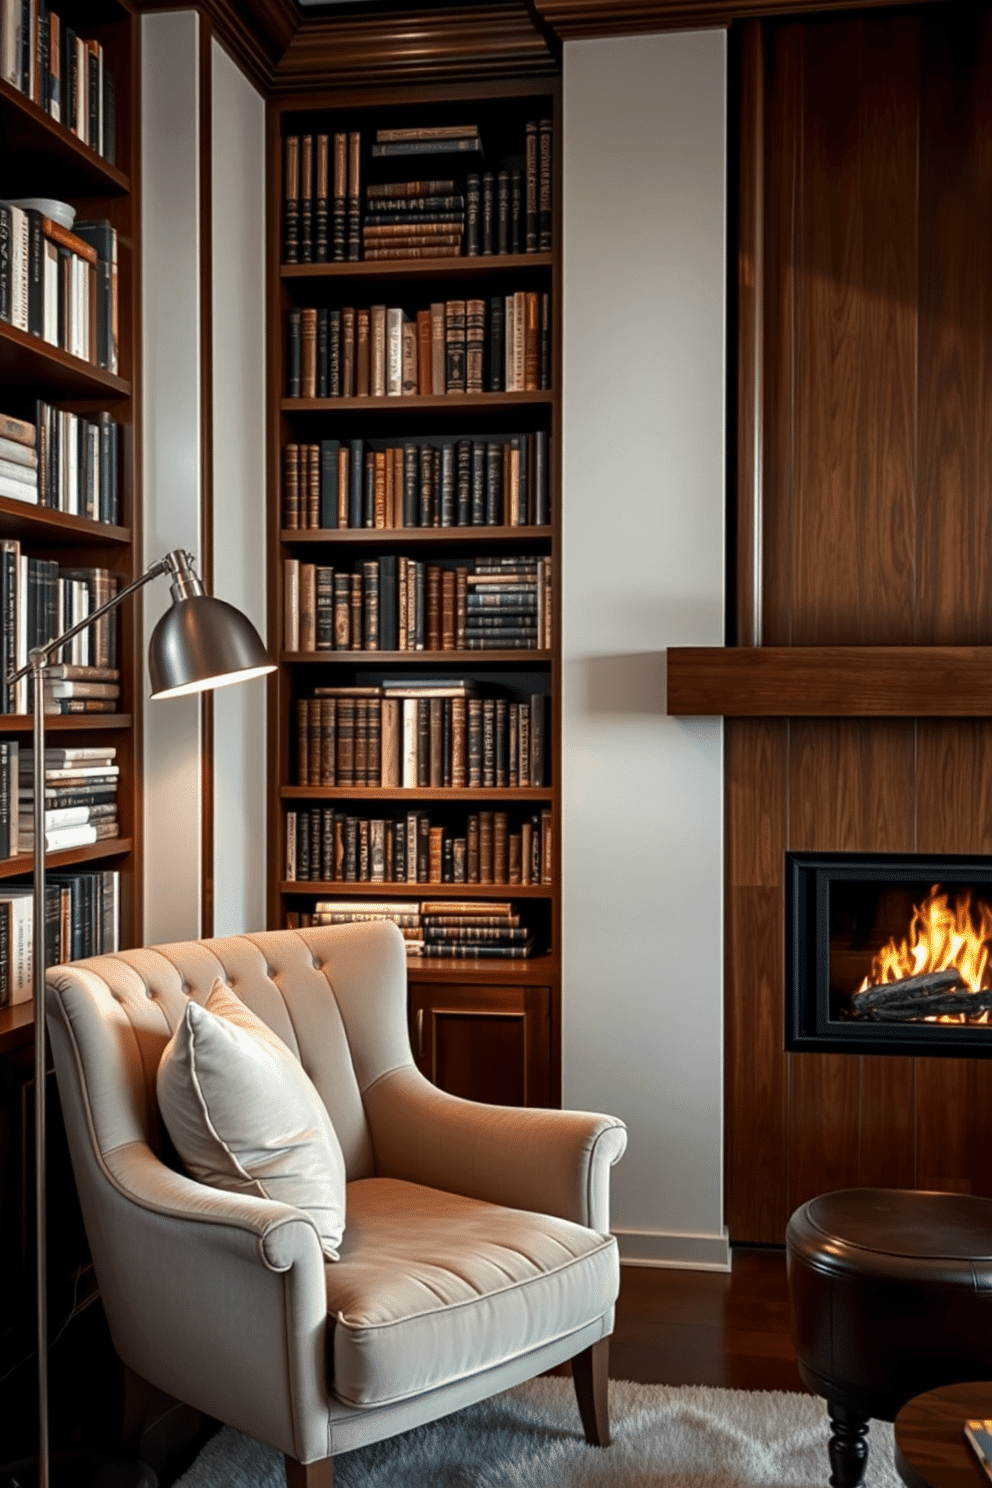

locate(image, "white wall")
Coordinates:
142 11 203 943
141 15 268 943
562 31 728 1268
210 41 268 935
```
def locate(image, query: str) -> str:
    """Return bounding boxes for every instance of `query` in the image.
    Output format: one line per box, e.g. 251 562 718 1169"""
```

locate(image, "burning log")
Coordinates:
868 989 992 1022
851 969 965 1011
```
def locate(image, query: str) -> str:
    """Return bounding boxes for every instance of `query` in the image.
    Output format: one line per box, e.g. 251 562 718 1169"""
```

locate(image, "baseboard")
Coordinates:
614 1225 732 1272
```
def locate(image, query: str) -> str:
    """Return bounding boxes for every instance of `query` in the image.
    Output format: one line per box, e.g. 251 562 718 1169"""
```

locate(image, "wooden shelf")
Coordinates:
0 501 129 547
281 252 553 285
0 77 130 194
282 785 552 802
406 951 558 983
282 649 552 665
0 322 131 397
0 999 34 1055
281 525 552 547
666 646 992 717
281 390 552 415
281 879 553 898
0 714 131 732
0 837 132 881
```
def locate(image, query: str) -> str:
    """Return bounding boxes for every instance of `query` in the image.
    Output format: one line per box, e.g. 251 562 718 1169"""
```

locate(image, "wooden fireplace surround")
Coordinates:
668 8 992 1246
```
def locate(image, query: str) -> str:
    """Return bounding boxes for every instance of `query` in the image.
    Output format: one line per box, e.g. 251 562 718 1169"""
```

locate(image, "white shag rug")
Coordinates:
175 1377 903 1487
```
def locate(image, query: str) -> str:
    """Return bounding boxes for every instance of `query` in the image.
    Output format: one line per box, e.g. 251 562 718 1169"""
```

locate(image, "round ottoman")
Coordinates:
786 1189 992 1488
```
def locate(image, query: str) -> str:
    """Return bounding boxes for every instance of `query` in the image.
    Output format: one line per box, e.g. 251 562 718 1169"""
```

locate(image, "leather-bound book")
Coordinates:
315 565 334 651
356 309 371 397
286 308 301 397
301 308 317 399
416 699 430 787
493 811 508 884
508 832 522 885
402 319 418 395
481 172 495 255
426 565 441 650
284 558 300 651
530 694 546 786
520 819 532 885
374 451 387 530
362 559 379 650
348 439 363 528
317 310 329 398
354 699 369 786
470 442 484 525
489 296 504 392
403 443 419 527
350 572 363 651
440 443 455 526
333 572 350 650
417 813 430 882
347 132 361 261
370 818 385 883
540 292 551 390
341 306 356 396
466 299 485 393
495 699 508 786
524 292 540 392
299 135 313 263
442 697 452 786
456 567 468 647
332 133 347 262
519 702 531 787
479 811 494 884
441 569 456 651
429 698 443 787
299 563 316 652
541 808 553 883
525 121 538 253
282 443 299 529
538 119 553 251
445 300 466 393
467 814 480 882
283 135 299 263
466 173 480 256
452 837 467 882
328 309 341 396
320 807 334 882
430 302 446 395
296 698 310 786
308 698 322 786
429 826 444 885
497 169 510 255
379 554 398 651
367 698 381 785
451 695 467 787
337 445 349 528
319 698 336 785
419 444 434 527
315 134 329 262
380 697 400 787
485 442 502 526
307 442 320 527
370 304 386 395
417 310 432 395
343 816 358 880
482 699 496 788
467 697 482 786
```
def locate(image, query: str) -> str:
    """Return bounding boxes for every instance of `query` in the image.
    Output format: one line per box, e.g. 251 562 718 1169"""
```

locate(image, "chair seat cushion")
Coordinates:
325 1177 618 1408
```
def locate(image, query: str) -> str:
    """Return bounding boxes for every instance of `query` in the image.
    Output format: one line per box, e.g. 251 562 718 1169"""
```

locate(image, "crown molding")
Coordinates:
270 3 557 93
529 0 923 37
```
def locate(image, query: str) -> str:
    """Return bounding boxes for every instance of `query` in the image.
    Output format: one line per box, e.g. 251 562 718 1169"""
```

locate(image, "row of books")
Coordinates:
283 433 549 531
284 556 552 653
0 743 119 857
0 405 120 523
299 899 537 959
286 806 553 890
0 203 120 371
286 292 550 399
0 0 116 162
295 685 548 789
0 868 121 1007
283 120 552 264
0 544 120 713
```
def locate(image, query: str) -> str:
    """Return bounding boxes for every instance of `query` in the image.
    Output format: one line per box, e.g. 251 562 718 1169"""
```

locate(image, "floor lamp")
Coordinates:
7 547 274 1488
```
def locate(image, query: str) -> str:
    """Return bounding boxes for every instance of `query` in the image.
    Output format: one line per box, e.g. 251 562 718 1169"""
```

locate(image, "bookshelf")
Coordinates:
268 79 562 1106
0 0 141 1048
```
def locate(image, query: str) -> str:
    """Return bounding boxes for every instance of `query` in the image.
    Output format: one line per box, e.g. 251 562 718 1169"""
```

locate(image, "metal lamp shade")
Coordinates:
148 595 273 698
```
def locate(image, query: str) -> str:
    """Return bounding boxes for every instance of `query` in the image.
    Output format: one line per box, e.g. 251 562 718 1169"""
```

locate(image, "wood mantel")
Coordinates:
667 647 992 717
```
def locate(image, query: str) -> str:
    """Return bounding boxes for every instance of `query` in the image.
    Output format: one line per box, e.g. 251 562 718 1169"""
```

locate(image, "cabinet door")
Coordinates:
408 983 551 1108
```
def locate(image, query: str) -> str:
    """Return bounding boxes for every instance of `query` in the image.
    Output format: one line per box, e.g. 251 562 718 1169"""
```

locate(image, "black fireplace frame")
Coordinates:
785 851 992 1058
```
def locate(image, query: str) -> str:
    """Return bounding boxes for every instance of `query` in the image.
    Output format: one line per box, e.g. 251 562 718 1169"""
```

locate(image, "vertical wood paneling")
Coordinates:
736 21 764 647
916 9 992 644
727 6 992 1241
791 18 918 646
725 720 789 1241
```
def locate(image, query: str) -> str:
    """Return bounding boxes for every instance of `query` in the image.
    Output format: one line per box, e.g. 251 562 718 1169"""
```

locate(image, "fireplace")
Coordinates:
786 853 992 1057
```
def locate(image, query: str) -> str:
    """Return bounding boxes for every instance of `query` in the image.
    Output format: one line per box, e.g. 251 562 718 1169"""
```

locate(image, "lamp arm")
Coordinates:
6 554 178 689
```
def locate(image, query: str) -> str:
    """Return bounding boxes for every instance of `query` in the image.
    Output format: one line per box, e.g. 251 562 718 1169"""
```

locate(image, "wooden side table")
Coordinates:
895 1383 992 1488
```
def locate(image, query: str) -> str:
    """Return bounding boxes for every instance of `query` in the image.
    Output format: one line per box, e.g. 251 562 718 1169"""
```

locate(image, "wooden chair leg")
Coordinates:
121 1366 155 1456
571 1337 611 1447
826 1402 870 1488
284 1453 334 1488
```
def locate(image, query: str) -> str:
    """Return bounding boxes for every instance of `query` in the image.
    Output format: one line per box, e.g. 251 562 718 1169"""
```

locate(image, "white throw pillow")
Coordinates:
157 979 346 1260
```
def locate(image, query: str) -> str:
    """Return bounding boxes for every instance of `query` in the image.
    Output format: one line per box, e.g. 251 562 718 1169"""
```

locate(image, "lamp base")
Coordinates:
0 1454 156 1488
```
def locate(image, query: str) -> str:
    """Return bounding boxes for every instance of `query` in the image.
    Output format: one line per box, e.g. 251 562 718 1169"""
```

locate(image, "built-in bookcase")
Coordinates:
267 79 562 1107
0 0 140 1059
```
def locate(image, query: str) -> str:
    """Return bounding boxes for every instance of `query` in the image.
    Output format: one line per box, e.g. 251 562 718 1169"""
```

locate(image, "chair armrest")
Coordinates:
76 1136 332 1463
364 1066 627 1232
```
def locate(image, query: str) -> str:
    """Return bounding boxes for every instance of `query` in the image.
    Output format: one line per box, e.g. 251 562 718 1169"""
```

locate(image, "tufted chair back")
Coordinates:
47 921 415 1184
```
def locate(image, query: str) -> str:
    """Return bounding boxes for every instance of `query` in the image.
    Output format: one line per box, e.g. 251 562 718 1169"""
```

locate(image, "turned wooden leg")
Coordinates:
571 1337 611 1446
827 1402 870 1488
121 1366 155 1456
284 1454 333 1488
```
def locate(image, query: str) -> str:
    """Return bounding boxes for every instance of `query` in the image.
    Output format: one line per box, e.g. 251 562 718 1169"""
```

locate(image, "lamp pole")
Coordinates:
5 548 272 1488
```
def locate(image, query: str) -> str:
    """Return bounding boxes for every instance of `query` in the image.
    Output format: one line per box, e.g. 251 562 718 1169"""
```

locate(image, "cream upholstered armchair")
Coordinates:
46 921 627 1486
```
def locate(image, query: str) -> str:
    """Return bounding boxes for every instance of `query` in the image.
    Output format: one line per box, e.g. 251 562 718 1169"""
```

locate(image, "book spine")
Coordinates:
287 308 301 397
525 120 538 252
299 134 313 263
510 168 522 255
284 137 300 262
332 133 347 262
466 172 480 256
481 172 494 255
315 133 329 262
328 309 341 396
347 131 361 261
489 297 503 393
445 299 466 394
539 118 554 251
497 169 510 255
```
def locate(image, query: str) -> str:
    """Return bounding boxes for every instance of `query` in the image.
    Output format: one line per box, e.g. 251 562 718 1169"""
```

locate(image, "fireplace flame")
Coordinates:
859 885 992 1021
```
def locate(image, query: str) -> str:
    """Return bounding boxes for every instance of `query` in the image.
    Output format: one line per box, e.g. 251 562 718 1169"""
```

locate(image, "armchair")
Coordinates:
45 921 627 1485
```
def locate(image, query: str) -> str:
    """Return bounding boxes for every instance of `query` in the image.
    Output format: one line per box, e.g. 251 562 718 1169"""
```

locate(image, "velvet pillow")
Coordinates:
157 979 346 1260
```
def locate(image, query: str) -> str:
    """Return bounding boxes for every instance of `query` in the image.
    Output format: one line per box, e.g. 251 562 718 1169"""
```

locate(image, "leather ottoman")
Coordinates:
786 1189 992 1487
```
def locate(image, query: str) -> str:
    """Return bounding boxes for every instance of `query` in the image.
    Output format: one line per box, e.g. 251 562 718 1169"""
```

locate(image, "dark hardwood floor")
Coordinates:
607 1246 807 1393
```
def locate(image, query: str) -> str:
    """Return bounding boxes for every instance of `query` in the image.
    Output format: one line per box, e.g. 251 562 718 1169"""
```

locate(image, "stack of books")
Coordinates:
295 685 547 789
421 900 534 959
19 746 119 853
308 898 423 953
285 293 550 399
0 868 120 1006
284 554 551 653
283 431 549 531
286 805 553 887
0 203 119 370
0 412 38 505
0 6 116 162
0 544 120 714
363 168 467 262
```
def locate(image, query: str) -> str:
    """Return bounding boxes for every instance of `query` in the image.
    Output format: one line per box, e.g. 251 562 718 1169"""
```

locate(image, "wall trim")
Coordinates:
615 1227 732 1272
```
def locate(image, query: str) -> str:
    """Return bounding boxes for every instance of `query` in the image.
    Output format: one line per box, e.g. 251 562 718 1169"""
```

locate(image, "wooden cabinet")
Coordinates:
408 979 551 1107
